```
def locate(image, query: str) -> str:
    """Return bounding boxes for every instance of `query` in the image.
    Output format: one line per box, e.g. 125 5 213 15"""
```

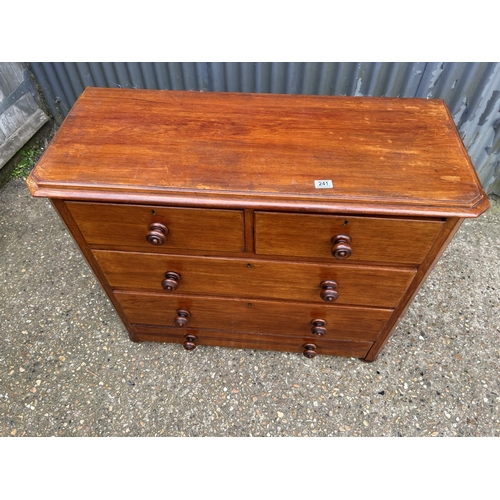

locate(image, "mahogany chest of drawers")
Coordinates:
27 88 489 360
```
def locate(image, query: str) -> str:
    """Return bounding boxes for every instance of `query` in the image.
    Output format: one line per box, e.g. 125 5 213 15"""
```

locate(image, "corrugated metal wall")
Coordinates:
29 62 500 194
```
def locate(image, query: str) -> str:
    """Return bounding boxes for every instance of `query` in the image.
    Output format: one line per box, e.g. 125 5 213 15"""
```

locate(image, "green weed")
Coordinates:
11 142 43 179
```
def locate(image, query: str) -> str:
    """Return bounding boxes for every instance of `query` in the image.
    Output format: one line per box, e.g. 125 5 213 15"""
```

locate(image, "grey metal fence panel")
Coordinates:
29 62 500 194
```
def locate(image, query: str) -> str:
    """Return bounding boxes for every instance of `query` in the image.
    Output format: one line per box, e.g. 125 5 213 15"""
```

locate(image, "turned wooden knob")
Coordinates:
310 319 327 336
161 271 181 292
183 334 197 351
174 309 190 327
146 222 168 246
320 280 339 302
303 343 317 358
331 234 352 259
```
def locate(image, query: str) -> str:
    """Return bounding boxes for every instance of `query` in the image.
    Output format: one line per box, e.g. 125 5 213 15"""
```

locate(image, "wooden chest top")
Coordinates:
28 87 488 218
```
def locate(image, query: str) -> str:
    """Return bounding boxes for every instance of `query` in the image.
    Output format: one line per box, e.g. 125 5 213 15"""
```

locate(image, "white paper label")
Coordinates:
314 180 333 189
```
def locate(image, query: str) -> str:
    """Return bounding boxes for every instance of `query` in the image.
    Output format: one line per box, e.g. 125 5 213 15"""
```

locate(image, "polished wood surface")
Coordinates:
364 217 464 361
28 88 489 218
66 201 245 253
49 199 141 342
26 88 490 360
146 222 168 246
330 234 352 259
183 334 198 351
255 212 444 264
94 250 415 307
131 324 374 358
114 291 392 341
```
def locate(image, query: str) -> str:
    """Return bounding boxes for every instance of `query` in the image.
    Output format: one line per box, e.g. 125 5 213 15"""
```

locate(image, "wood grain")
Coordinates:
255 211 444 265
66 201 245 253
364 217 464 361
114 291 392 341
25 88 490 360
131 324 374 358
49 199 139 342
94 250 416 308
27 88 489 218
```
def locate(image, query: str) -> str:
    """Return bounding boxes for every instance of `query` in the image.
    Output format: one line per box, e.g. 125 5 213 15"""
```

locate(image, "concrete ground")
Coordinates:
1 176 499 437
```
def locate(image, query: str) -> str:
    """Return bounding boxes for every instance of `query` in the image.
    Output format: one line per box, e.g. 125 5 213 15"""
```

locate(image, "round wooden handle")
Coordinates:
331 234 352 259
310 319 327 336
303 343 317 358
161 271 181 292
320 280 339 303
146 222 169 246
174 309 190 327
183 334 197 350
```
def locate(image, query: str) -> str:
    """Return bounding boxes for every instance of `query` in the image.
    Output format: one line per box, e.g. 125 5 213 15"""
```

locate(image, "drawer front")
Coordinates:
66 201 245 253
95 251 415 308
254 212 444 265
115 291 391 342
132 324 373 359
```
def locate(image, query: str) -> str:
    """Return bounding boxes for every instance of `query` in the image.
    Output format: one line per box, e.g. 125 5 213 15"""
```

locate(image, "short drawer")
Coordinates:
115 291 392 342
66 201 244 253
132 324 374 359
254 212 444 265
95 251 416 308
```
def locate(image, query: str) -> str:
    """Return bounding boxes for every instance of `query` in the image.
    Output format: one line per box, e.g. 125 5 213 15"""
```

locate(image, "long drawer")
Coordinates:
114 291 392 342
95 251 416 307
255 211 444 265
132 324 374 358
66 201 245 253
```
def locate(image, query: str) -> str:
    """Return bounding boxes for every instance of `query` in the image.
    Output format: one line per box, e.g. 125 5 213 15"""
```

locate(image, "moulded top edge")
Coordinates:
26 174 491 219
